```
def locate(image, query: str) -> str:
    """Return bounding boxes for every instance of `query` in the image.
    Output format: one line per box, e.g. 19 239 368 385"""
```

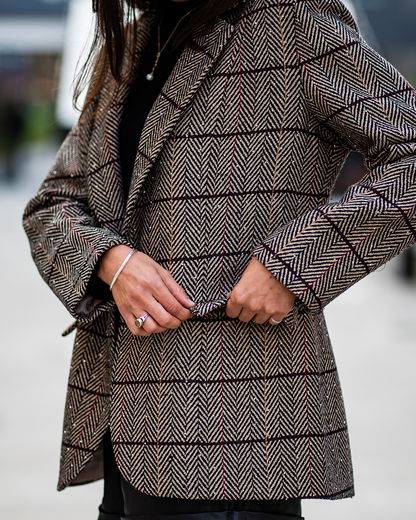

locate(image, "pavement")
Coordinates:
0 142 415 520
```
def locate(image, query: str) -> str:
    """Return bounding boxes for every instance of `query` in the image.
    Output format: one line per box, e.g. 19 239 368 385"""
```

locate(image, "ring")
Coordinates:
270 317 281 325
134 313 149 328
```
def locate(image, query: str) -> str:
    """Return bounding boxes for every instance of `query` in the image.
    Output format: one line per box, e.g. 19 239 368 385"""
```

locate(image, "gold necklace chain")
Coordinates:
146 8 196 81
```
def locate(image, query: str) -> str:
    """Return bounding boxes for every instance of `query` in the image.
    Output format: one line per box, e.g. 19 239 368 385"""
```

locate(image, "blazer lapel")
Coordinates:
86 15 156 235
122 15 237 237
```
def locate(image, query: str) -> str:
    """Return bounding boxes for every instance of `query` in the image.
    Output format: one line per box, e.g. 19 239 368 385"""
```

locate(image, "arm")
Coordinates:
251 0 416 314
22 124 130 322
23 124 194 330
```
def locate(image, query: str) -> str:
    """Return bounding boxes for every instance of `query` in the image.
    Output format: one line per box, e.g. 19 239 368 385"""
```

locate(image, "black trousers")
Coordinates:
99 432 303 520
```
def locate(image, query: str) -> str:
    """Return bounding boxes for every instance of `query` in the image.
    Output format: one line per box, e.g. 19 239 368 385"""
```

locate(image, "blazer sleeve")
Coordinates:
22 121 129 322
252 0 416 314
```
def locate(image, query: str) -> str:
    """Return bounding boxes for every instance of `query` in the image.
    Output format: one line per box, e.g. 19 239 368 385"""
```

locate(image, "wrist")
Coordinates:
97 245 133 286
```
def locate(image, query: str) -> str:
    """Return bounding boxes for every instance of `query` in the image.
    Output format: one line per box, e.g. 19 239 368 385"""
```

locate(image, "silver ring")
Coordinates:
270 317 281 325
134 313 149 328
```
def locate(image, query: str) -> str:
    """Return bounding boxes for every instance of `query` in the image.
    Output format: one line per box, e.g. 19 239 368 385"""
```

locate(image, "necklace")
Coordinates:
146 8 195 81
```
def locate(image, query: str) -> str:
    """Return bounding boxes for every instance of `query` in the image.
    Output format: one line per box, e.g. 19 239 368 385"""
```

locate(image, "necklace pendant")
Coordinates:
146 73 154 81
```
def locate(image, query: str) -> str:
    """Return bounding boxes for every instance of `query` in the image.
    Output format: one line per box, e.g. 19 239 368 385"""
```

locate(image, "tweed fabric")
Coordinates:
23 0 416 501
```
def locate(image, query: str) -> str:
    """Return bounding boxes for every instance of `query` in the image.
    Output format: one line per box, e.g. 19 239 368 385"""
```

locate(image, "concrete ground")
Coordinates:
1 142 415 519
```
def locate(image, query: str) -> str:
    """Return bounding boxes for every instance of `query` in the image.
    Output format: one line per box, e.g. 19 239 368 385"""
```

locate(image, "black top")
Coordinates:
119 0 203 200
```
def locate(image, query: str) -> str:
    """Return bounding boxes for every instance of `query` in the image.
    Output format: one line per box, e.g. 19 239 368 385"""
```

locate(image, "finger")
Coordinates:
145 296 184 330
152 279 193 322
117 306 151 336
141 315 168 334
157 268 195 308
127 313 168 336
126 314 151 336
252 312 271 325
135 327 152 336
238 308 256 323
225 298 243 319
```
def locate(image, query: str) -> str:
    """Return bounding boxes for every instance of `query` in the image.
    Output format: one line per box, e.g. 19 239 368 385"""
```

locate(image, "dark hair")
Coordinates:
75 0 237 118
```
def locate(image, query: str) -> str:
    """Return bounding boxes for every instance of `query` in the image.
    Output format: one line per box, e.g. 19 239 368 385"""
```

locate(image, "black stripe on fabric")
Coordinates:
321 87 413 124
137 187 327 210
301 485 354 500
261 244 324 310
316 208 371 274
189 316 235 323
175 126 325 142
243 0 308 20
212 42 360 78
113 426 347 448
75 327 115 339
47 174 83 182
112 367 337 387
158 250 251 265
160 91 184 110
368 185 416 241
62 442 95 453
212 63 299 78
68 383 110 397
87 159 118 177
299 41 360 68
99 217 124 226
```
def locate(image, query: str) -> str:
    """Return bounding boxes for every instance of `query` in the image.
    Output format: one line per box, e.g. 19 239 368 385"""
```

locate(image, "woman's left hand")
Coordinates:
226 258 296 325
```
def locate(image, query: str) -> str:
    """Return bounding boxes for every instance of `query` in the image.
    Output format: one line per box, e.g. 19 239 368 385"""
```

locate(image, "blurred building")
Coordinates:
0 0 68 180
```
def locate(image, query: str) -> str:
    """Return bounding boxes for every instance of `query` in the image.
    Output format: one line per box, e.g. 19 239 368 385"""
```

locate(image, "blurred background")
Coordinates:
0 0 416 519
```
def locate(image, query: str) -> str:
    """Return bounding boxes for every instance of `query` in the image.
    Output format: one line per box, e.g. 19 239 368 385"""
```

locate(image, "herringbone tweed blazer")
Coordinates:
23 0 416 501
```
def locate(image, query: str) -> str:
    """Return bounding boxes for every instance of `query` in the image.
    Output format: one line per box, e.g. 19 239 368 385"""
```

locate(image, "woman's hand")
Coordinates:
226 258 295 325
97 245 195 336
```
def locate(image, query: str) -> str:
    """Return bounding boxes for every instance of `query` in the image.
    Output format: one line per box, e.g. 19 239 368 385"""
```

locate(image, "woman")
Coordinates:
23 0 416 518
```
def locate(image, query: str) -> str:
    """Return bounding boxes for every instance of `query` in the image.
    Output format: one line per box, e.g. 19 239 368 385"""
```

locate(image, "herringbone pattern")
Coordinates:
23 0 416 501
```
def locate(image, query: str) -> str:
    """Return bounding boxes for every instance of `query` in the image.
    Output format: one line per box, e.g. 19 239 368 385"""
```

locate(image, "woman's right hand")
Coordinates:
97 245 195 336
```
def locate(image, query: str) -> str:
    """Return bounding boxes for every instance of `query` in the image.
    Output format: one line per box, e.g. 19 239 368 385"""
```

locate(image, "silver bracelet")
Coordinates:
109 249 138 291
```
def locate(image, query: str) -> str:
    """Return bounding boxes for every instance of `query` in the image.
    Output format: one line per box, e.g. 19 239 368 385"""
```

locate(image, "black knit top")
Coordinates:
119 0 203 199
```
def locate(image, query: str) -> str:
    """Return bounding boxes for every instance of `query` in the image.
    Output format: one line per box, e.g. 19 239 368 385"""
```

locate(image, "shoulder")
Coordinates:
238 0 358 34
295 0 359 35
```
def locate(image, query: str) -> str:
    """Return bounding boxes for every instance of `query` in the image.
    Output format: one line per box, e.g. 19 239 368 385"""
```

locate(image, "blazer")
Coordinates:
23 0 416 501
